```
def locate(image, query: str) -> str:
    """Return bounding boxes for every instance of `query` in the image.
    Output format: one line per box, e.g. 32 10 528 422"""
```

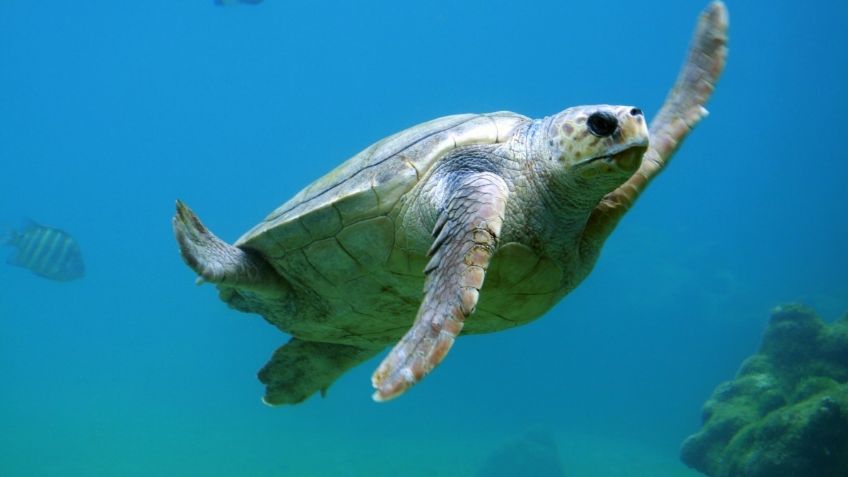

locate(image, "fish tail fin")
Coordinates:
4 218 41 246
1 226 18 246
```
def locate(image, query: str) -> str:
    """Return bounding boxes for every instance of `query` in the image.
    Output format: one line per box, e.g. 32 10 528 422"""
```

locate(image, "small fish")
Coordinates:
215 0 263 6
2 221 85 282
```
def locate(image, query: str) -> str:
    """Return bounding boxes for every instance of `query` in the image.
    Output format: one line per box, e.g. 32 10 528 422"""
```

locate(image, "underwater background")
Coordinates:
1 1 846 476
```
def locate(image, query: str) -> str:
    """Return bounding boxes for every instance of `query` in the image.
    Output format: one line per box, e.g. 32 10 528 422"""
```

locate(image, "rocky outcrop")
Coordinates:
681 304 848 477
477 428 565 477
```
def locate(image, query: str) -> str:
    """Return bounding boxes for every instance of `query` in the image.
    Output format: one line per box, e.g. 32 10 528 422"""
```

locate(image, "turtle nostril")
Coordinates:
630 108 643 116
587 111 618 137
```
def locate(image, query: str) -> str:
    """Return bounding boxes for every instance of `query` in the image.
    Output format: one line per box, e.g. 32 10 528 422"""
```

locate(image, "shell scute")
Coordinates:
299 203 343 241
235 112 528 259
303 237 363 285
336 216 395 269
334 187 380 225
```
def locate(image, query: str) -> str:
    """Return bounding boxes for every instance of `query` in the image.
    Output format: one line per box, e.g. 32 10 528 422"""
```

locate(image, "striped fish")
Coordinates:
2 221 85 282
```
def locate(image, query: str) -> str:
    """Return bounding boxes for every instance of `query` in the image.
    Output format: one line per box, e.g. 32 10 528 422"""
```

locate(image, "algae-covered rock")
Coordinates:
681 304 848 477
476 428 565 477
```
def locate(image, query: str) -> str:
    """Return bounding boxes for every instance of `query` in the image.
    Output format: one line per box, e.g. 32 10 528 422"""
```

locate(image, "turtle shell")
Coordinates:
235 112 528 258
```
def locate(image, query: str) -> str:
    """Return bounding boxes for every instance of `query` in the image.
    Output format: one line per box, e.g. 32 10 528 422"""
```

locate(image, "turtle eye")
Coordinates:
587 111 618 137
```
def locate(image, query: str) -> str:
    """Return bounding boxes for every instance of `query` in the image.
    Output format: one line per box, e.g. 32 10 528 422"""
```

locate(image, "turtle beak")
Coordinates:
610 143 648 171
575 139 649 171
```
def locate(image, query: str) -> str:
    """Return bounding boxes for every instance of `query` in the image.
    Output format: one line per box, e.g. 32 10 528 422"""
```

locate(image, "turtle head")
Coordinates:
542 105 649 185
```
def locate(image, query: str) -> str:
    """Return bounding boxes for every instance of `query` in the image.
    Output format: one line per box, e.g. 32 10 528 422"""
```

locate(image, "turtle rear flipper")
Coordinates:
173 200 289 297
259 339 380 405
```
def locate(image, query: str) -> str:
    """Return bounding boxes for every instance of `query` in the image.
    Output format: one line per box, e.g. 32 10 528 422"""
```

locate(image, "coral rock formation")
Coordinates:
477 428 566 477
681 304 848 476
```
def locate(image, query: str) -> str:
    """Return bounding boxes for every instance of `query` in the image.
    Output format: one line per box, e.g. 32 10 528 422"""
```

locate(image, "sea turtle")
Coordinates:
173 2 727 405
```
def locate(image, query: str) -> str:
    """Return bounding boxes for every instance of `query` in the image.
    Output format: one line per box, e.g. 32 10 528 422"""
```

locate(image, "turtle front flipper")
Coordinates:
172 200 288 297
371 172 509 401
582 1 728 252
259 339 380 405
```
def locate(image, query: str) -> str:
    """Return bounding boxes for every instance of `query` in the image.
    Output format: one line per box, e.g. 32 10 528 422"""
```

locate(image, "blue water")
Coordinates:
1 1 846 476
